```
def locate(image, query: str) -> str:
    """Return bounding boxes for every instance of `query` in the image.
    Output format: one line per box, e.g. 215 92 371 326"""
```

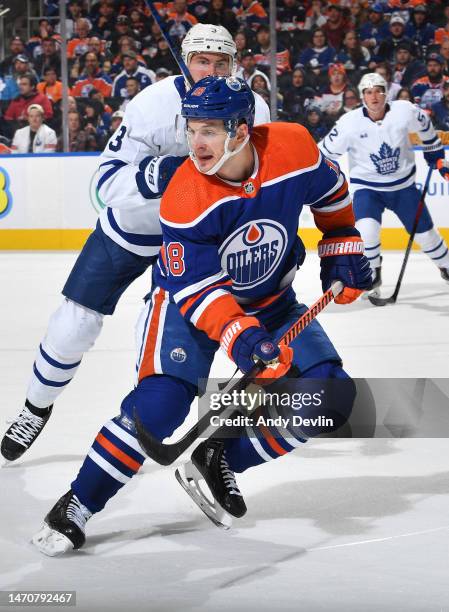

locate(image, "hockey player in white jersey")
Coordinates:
1 24 270 463
320 73 449 296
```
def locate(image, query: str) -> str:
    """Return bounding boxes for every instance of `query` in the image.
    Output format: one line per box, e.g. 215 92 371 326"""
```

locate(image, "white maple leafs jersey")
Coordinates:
319 100 441 194
96 75 271 257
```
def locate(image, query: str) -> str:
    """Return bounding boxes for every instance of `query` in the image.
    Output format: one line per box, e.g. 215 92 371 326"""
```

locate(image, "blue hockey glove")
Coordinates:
136 154 187 199
220 317 293 379
437 159 449 181
318 227 372 304
423 144 444 169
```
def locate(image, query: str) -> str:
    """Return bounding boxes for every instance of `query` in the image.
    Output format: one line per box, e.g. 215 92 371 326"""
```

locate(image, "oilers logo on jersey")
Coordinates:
370 143 400 175
219 220 288 288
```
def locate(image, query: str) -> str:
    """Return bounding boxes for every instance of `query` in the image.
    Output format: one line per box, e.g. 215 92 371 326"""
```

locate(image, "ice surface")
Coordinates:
0 252 448 611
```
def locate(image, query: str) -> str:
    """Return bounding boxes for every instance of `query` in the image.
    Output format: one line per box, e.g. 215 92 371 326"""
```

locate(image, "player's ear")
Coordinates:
235 122 249 144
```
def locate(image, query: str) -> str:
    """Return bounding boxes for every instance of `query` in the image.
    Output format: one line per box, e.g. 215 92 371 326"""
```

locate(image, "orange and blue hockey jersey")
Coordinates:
156 122 354 343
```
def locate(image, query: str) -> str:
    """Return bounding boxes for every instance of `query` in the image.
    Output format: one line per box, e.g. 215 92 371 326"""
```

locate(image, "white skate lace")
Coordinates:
66 495 92 532
5 407 46 447
220 453 242 497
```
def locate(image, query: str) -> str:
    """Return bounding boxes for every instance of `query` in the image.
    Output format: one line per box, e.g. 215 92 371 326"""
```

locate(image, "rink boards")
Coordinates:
0 150 448 250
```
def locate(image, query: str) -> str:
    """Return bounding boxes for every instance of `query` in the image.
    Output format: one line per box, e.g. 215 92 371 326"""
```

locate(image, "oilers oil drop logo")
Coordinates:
219 219 288 289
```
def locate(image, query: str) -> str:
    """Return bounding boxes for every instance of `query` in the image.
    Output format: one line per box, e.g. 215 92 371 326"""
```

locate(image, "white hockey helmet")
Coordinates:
358 72 387 97
181 24 237 75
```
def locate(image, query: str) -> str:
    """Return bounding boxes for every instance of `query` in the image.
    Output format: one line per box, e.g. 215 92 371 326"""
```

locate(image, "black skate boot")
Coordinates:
176 440 247 529
440 268 449 283
32 490 92 557
1 401 52 462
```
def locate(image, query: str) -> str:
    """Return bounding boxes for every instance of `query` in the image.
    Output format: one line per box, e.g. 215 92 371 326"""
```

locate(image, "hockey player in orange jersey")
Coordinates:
32 77 372 556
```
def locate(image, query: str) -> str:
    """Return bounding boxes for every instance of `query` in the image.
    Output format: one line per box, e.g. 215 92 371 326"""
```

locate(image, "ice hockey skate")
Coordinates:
175 440 247 530
1 402 52 462
32 490 91 557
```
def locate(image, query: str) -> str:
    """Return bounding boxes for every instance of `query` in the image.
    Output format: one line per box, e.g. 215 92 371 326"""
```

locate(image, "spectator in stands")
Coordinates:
297 28 337 73
411 52 449 109
304 0 327 30
397 87 414 101
29 18 61 59
358 5 389 56
439 40 449 75
67 18 92 58
4 75 53 125
281 67 316 121
235 0 268 31
0 74 19 101
87 37 109 64
322 5 353 52
108 110 124 137
111 36 146 74
68 95 79 113
201 0 238 34
350 1 368 31
56 0 86 39
303 105 328 141
149 37 180 74
91 1 116 40
392 42 426 87
341 87 361 112
434 5 449 45
11 55 39 86
236 50 270 87
11 103 57 154
337 30 370 75
0 37 27 77
254 24 291 75
37 67 63 105
110 16 136 55
129 8 152 40
34 38 61 80
318 63 349 121
0 136 12 154
81 99 109 148
375 62 402 101
431 81 449 129
377 15 418 62
405 5 436 49
71 51 113 97
112 50 154 98
234 31 251 66
63 110 97 151
119 77 141 110
166 0 198 42
155 67 171 81
251 73 271 93
277 0 306 32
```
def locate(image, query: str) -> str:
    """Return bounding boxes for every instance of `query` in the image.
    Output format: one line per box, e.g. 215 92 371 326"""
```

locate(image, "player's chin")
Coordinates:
197 156 215 172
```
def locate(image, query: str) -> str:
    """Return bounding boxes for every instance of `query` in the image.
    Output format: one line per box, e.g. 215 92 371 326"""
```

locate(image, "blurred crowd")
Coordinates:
2 0 449 153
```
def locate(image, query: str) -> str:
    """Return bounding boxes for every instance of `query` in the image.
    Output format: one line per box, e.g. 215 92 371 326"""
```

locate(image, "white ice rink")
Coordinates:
1 251 449 612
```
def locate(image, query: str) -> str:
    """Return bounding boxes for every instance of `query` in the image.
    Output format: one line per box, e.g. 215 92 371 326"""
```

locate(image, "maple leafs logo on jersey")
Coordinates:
370 143 400 175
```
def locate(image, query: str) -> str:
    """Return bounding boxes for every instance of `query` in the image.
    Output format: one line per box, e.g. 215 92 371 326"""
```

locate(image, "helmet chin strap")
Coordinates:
189 132 250 176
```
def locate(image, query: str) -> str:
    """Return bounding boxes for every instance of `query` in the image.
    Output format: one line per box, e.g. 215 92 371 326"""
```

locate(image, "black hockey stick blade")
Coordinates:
367 294 396 306
135 361 263 465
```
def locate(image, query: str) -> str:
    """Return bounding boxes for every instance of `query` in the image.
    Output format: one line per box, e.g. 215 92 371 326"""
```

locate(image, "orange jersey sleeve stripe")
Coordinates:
195 293 246 341
95 433 142 472
138 288 166 381
312 203 355 233
326 180 349 204
180 279 233 316
258 424 288 456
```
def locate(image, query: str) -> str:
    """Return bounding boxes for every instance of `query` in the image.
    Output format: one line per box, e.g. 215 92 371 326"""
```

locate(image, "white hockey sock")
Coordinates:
356 217 382 271
27 300 103 409
414 229 449 269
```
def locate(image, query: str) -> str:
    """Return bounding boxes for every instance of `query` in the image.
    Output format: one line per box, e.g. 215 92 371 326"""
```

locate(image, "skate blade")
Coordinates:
32 523 74 557
175 464 232 530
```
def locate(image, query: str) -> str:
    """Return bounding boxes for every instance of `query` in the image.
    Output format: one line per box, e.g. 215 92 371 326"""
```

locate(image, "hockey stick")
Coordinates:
144 0 195 87
135 280 343 465
368 166 433 307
